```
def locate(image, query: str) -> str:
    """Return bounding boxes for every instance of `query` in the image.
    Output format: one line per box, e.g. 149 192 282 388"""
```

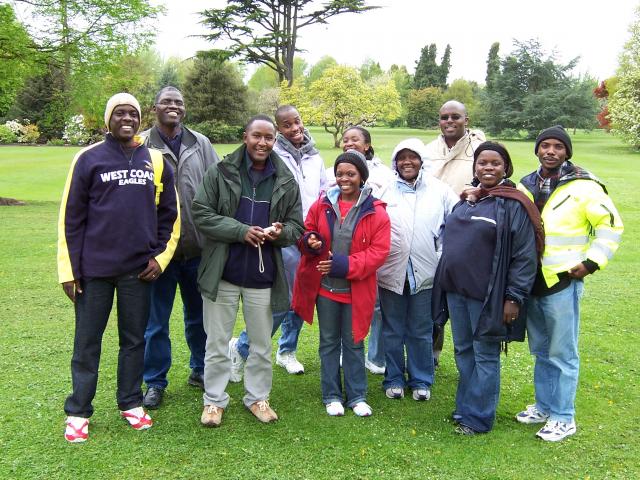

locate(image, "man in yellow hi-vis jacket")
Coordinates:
515 125 623 442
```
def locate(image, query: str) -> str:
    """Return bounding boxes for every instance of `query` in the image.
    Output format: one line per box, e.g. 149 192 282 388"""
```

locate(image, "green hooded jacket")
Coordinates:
192 144 304 313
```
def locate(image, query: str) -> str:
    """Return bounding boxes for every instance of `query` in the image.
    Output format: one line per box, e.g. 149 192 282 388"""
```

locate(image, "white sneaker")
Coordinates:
228 337 245 383
276 351 304 374
412 388 431 401
385 387 404 399
516 404 549 424
325 402 345 416
365 359 385 375
352 401 373 417
536 419 577 442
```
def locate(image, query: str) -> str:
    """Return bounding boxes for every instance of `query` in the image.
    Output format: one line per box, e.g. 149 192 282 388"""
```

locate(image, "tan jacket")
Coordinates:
423 129 486 194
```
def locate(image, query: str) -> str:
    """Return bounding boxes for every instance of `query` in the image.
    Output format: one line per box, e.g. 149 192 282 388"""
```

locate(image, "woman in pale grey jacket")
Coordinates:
377 138 458 401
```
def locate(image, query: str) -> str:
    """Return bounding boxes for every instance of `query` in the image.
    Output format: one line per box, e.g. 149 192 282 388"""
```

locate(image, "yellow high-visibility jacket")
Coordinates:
518 172 623 288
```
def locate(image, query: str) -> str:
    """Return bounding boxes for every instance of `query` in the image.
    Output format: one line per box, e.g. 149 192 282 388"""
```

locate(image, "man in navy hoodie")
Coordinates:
57 93 180 442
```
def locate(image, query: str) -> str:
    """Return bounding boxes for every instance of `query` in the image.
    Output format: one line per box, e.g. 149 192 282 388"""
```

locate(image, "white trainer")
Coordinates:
516 404 549 424
325 402 345 416
228 337 245 383
276 351 304 374
536 419 577 442
365 359 385 375
352 401 373 417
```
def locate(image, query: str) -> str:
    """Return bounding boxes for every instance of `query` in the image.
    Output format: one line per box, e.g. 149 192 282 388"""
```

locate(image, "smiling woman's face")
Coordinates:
474 150 505 188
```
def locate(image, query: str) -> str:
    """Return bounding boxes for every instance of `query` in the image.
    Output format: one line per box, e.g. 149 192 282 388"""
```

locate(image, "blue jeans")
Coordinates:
526 279 583 423
316 295 367 407
448 292 501 433
237 245 302 359
65 269 150 417
379 287 433 390
143 257 206 389
366 298 385 367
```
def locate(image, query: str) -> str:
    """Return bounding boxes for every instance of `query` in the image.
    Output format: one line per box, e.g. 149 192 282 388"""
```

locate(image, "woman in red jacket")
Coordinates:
292 150 391 417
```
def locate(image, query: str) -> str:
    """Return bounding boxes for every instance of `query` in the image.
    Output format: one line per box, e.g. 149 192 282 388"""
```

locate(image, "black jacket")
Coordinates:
432 196 537 342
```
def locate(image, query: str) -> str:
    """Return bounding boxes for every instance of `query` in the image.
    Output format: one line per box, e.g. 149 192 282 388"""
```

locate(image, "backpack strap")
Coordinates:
149 149 164 207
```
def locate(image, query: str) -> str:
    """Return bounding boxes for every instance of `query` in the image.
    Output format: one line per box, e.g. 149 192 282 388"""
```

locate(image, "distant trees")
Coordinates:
200 1 377 86
413 44 451 89
481 39 598 138
183 55 248 126
609 6 640 147
282 65 401 147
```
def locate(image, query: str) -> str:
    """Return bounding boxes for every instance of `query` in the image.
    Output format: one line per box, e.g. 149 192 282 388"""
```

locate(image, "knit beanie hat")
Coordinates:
104 93 141 132
534 125 572 159
473 141 514 178
334 149 369 184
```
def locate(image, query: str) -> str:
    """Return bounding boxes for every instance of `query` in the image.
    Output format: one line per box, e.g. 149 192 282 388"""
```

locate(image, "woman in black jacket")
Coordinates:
433 142 542 435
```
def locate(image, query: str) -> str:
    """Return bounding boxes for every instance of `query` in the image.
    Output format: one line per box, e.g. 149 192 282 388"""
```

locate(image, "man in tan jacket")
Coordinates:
424 100 485 195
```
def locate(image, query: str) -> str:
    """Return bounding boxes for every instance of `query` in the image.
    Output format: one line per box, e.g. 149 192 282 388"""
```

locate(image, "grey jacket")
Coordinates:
140 125 219 260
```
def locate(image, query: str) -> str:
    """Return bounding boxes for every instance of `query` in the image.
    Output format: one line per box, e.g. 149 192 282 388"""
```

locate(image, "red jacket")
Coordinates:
292 190 391 343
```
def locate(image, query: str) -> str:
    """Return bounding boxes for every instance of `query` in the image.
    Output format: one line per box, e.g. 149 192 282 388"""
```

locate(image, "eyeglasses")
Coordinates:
157 99 184 107
439 114 463 121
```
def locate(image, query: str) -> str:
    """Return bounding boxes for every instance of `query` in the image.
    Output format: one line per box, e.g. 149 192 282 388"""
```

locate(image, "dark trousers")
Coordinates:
64 270 150 418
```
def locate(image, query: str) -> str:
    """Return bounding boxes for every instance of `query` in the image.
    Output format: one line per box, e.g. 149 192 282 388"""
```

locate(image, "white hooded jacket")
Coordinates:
377 138 459 295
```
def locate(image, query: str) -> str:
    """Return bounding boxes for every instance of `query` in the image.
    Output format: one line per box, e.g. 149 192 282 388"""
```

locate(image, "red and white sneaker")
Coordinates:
65 416 89 443
120 407 153 430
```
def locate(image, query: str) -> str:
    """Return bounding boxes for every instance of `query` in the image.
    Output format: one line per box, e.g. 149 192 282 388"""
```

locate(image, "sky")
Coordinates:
155 0 637 83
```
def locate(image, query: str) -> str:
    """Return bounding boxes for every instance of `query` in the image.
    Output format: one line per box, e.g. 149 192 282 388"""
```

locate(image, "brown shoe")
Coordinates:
201 405 224 427
249 400 278 423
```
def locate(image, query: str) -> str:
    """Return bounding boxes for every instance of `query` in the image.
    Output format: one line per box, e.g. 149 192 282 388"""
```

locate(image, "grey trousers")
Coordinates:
202 280 273 409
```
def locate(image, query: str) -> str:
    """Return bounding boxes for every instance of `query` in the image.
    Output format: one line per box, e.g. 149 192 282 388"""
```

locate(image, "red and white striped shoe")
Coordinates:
120 407 153 430
64 416 89 443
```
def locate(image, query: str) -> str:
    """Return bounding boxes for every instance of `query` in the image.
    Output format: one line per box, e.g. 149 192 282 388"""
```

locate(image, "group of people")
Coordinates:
57 89 623 445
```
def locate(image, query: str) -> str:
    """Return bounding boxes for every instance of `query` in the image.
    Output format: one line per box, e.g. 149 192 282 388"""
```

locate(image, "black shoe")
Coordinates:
188 370 204 390
454 424 479 436
143 386 164 410
451 411 462 424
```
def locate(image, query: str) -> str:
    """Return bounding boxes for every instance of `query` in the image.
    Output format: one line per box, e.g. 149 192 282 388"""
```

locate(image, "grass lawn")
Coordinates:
0 128 638 479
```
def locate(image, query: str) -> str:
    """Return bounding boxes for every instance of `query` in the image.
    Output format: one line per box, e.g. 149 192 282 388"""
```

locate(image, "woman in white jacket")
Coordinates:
377 138 458 401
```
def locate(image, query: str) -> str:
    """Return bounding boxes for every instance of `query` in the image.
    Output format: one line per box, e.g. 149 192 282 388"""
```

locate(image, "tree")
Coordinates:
413 44 438 89
406 87 444 129
388 64 413 126
359 58 383 82
249 58 307 91
445 78 482 125
609 6 640 147
12 0 161 124
200 1 377 87
306 55 338 85
438 44 451 88
0 4 39 117
282 65 401 147
485 42 500 92
183 55 248 125
414 43 451 89
482 39 583 137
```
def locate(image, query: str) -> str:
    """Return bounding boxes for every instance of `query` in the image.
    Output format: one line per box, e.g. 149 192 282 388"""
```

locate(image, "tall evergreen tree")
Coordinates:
485 42 500 92
438 44 451 88
414 44 439 89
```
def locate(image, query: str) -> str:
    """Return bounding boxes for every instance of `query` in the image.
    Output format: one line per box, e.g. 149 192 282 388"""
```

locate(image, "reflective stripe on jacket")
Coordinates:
518 177 623 287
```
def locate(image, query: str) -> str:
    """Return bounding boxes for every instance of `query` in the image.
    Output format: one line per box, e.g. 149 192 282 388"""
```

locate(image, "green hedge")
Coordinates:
186 121 243 144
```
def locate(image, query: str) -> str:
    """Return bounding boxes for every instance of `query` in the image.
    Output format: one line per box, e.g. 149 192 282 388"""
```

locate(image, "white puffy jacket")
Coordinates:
377 138 459 295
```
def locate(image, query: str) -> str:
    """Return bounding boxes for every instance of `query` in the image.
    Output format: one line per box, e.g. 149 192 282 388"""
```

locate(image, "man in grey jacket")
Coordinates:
140 86 220 409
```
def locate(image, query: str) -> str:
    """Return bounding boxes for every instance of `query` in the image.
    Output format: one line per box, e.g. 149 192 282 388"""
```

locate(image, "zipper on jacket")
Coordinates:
552 194 571 210
240 184 258 286
600 203 615 227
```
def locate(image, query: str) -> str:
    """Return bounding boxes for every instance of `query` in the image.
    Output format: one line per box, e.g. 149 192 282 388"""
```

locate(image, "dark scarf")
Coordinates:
463 179 545 262
275 129 318 165
533 160 605 212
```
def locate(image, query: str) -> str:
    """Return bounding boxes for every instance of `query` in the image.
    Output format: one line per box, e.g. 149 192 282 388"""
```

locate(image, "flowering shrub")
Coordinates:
0 125 17 143
62 114 91 145
2 120 39 143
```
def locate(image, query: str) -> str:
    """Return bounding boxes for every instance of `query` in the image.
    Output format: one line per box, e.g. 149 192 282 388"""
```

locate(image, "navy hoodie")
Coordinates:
58 134 179 281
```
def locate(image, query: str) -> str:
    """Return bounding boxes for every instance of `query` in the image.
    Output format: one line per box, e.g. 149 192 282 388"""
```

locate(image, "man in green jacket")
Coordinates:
192 114 304 427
